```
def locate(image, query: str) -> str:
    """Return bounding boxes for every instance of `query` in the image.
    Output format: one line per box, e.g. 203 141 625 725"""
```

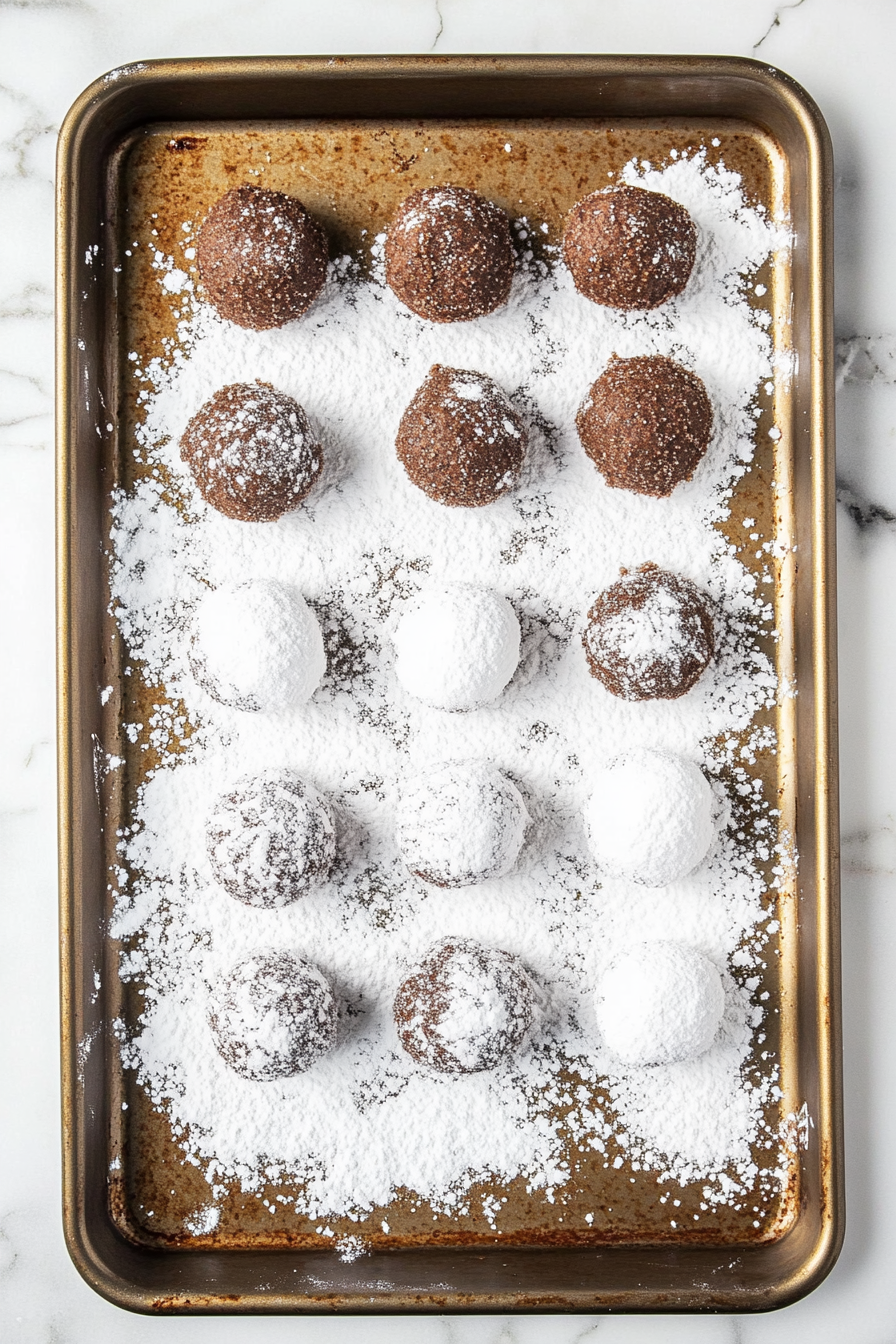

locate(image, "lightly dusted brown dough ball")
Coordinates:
576 355 713 497
562 184 697 311
393 938 537 1074
180 381 321 522
385 185 515 323
197 185 328 330
396 364 527 507
582 563 714 701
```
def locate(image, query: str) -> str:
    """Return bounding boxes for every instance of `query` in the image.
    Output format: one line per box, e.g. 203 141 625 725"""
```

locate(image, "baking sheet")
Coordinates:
57 55 840 1313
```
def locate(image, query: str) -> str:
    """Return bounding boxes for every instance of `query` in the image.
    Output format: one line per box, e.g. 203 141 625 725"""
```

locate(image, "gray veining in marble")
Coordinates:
2 0 896 1339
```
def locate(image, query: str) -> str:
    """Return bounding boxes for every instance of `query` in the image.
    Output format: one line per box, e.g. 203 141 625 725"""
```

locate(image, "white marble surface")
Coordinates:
1 0 895 1337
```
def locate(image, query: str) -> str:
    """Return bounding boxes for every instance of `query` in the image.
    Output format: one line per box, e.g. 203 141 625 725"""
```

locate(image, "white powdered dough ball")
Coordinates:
393 583 520 711
584 747 714 886
190 579 325 713
596 941 725 1066
396 760 530 887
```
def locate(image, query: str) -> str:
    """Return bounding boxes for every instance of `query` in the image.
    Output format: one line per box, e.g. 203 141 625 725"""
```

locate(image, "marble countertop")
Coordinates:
2 0 894 1338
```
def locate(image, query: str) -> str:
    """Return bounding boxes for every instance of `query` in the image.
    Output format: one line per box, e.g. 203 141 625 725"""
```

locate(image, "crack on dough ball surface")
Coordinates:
393 583 521 711
180 380 322 521
396 364 527 507
197 184 328 330
385 185 514 323
393 938 537 1074
562 184 697 310
582 564 714 701
190 579 326 713
206 769 336 908
396 761 530 887
208 950 337 1080
596 941 725 1066
584 748 715 886
576 356 713 498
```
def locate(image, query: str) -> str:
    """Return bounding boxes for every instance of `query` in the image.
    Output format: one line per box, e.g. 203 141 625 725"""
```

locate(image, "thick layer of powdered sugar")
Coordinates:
584 748 715 887
190 579 325 711
109 151 791 1226
393 583 521 711
595 941 726 1066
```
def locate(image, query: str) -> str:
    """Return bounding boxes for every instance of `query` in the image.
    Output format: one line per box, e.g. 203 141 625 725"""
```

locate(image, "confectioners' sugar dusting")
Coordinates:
189 579 326 712
109 151 795 1234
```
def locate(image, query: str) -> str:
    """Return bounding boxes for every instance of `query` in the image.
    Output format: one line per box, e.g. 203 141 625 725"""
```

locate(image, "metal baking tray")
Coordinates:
57 54 841 1314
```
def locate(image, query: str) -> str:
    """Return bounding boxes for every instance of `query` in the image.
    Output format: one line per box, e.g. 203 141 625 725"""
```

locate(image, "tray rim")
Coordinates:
56 51 841 1315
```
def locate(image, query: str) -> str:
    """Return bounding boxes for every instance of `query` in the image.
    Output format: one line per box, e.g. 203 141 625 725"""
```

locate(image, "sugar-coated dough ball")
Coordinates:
576 356 713 498
190 579 325 713
396 364 526 508
596 941 725 1066
396 761 530 887
562 184 697 311
385 185 514 323
208 950 337 1080
393 938 537 1074
582 563 714 701
393 583 520 711
206 769 336 908
180 381 321 522
197 185 328 330
584 748 715 886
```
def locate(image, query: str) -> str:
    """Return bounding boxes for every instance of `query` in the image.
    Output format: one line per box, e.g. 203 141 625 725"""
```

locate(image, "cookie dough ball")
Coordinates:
576 356 713 497
584 748 715 886
394 938 537 1073
180 381 322 522
596 941 725 1066
197 185 328 330
397 761 530 888
582 564 714 701
206 769 336 908
394 583 520 711
208 950 337 1080
190 579 326 713
562 184 697 311
396 365 526 507
385 185 514 323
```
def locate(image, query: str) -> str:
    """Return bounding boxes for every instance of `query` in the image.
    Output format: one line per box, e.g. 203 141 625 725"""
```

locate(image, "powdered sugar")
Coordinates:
108 147 794 1236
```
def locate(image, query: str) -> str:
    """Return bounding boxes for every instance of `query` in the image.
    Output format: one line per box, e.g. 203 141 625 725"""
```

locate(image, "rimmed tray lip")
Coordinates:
56 52 841 1314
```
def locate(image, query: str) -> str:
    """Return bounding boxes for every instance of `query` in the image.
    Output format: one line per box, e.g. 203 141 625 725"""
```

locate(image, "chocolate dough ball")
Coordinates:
393 938 537 1074
197 185 328 330
206 769 336 909
385 186 514 323
582 564 714 700
396 365 526 507
208 951 337 1080
562 184 697 311
180 381 321 522
576 356 713 497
